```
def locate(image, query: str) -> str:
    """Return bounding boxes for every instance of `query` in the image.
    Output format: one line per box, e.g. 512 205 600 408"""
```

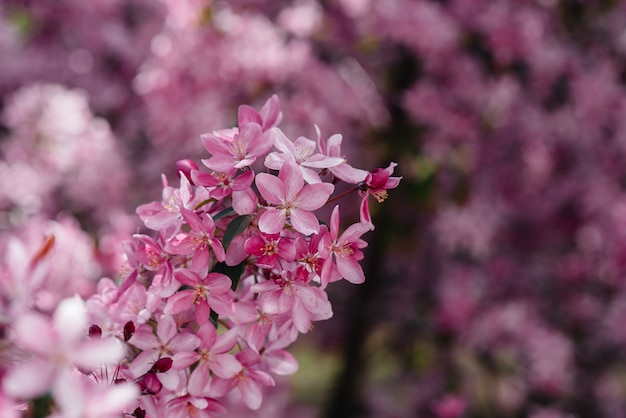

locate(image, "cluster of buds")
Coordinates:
2 96 399 417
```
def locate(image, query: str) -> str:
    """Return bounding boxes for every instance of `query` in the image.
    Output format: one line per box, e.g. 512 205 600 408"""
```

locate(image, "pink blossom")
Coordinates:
321 205 373 287
201 123 273 172
244 232 296 269
264 128 344 183
165 208 225 271
256 160 334 235
192 169 258 215
359 162 402 225
174 325 242 397
210 350 275 410
3 296 125 400
166 395 226 418
127 314 200 383
49 371 139 418
163 269 234 324
251 269 333 334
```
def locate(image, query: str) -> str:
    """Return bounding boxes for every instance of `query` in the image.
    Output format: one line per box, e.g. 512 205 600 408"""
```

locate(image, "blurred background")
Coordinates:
3 0 626 417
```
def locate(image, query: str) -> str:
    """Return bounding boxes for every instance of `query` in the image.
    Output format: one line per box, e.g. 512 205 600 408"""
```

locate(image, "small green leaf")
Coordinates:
209 309 219 328
223 215 252 250
195 199 214 210
213 207 236 221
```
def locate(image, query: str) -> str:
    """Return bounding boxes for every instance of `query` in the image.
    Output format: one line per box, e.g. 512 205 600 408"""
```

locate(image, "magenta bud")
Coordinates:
132 408 146 418
139 373 162 395
151 357 173 373
365 168 390 189
176 159 199 184
123 321 135 342
88 324 102 339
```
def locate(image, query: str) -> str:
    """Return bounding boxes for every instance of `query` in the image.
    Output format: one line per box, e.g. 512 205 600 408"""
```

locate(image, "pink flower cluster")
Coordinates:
0 95 399 417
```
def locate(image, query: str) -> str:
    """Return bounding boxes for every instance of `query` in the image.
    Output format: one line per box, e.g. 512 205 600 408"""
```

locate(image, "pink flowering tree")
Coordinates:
0 95 399 417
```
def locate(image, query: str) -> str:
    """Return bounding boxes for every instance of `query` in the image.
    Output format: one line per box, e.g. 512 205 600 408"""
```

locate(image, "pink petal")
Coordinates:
173 269 201 287
232 188 258 215
206 273 232 293
231 170 255 190
128 326 158 350
300 166 322 184
292 299 312 333
340 222 373 243
265 349 299 375
270 127 295 155
302 154 344 169
172 351 199 370
239 380 263 410
202 155 237 173
238 104 262 126
258 209 286 235
336 256 366 284
14 312 53 356
332 163 368 184
188 364 212 397
207 295 235 316
3 360 54 399
180 207 203 232
279 160 304 200
157 314 178 342
263 151 287 170
213 328 240 353
290 209 321 236
211 354 243 378
73 338 125 370
85 382 139 417
260 96 281 129
163 291 195 315
255 173 285 205
208 377 236 397
53 295 88 346
200 131 232 156
297 183 334 211
169 332 201 353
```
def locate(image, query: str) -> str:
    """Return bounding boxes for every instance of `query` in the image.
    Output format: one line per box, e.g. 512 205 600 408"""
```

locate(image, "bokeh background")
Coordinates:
3 0 626 417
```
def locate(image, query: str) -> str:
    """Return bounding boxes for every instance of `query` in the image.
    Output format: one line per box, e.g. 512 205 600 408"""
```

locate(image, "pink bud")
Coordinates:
151 357 173 373
123 321 135 341
176 159 199 184
365 168 390 189
88 324 102 339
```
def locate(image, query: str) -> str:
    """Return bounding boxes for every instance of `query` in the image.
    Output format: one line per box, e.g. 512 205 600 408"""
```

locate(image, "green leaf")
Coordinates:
212 207 236 221
195 198 214 210
222 215 252 250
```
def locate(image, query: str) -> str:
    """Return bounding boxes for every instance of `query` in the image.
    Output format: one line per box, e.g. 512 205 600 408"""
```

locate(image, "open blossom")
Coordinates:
127 314 200 387
322 205 373 287
244 232 296 269
210 349 275 410
264 128 344 183
256 160 334 235
192 169 258 215
48 371 139 418
165 208 225 272
2 296 125 400
163 269 234 324
251 269 333 334
174 325 242 397
166 395 226 418
1 91 397 416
